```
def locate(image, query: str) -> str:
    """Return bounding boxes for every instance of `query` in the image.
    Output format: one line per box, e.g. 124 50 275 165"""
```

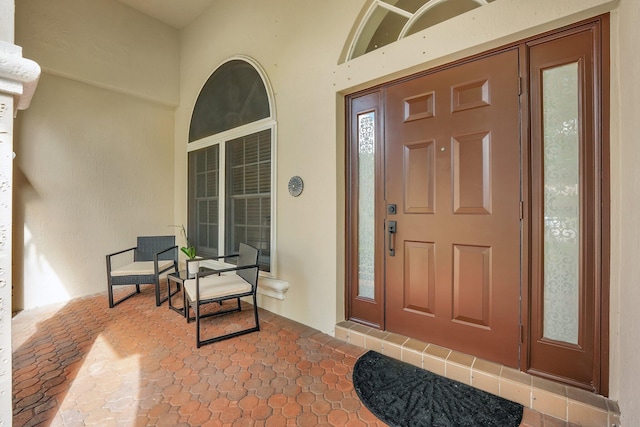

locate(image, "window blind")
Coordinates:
226 129 271 270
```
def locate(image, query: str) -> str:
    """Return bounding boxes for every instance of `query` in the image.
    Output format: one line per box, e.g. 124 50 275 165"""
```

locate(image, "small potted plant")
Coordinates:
182 245 200 276
181 244 196 259
173 225 199 277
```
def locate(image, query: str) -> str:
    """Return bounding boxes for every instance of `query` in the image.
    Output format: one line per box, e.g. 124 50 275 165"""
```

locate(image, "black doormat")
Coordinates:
353 351 523 427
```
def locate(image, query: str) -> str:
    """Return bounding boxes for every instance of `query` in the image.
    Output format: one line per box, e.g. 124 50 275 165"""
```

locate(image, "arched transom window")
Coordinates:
348 0 495 60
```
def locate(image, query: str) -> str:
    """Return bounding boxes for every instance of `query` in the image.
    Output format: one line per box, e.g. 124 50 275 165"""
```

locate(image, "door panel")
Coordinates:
452 244 491 327
384 49 521 367
452 132 491 214
403 241 436 315
404 141 436 213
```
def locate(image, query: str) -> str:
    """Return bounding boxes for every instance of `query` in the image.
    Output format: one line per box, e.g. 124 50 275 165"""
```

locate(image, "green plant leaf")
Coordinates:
181 246 196 259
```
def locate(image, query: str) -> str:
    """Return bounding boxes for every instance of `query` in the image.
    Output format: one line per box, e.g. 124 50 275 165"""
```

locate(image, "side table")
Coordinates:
167 270 190 317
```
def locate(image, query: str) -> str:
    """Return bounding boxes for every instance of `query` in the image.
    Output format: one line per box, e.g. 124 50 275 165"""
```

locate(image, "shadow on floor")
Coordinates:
12 285 379 426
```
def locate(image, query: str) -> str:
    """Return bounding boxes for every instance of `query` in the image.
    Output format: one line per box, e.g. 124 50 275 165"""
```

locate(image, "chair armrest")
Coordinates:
189 254 239 269
106 246 137 275
196 263 258 278
155 245 178 259
106 246 137 259
197 253 240 262
153 245 178 274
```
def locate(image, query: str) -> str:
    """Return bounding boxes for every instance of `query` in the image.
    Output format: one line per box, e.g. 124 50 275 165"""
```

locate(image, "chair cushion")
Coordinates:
184 274 252 301
111 260 174 276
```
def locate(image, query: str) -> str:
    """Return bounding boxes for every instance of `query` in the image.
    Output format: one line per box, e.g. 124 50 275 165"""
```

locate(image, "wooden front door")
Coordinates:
384 49 522 367
346 16 608 389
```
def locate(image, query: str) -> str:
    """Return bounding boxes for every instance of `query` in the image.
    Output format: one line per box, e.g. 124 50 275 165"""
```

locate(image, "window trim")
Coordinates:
187 56 277 277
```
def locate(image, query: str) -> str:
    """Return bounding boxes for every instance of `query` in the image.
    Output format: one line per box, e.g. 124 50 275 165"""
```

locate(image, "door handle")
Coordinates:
388 220 397 257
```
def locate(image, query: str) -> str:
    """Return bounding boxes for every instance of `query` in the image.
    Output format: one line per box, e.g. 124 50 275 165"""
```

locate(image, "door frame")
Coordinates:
345 14 609 395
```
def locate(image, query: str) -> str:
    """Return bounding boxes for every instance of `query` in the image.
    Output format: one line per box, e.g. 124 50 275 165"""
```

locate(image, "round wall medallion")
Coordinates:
288 176 304 197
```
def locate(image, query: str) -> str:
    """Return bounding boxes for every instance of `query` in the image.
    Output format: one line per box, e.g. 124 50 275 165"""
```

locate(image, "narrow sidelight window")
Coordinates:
542 62 581 344
357 111 376 299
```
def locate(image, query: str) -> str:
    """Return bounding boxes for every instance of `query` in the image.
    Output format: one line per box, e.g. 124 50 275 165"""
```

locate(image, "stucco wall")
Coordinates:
0 0 13 43
176 0 636 421
175 0 364 336
15 0 179 106
13 73 176 309
13 0 180 310
8 0 640 423
612 0 640 425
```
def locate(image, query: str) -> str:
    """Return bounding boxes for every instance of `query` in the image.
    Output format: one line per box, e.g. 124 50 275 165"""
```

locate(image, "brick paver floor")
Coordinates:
12 285 383 427
12 284 557 426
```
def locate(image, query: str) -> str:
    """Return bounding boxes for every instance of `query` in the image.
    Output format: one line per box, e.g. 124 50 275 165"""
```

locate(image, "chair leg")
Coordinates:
154 277 161 307
196 301 202 348
108 283 141 308
184 292 190 321
155 280 169 306
154 266 177 307
252 294 260 332
195 296 261 347
108 281 115 308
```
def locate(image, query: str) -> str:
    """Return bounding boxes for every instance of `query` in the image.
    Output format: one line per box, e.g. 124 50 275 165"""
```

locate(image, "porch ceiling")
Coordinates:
117 0 215 29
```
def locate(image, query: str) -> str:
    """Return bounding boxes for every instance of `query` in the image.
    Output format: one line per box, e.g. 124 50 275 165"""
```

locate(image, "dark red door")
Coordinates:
384 49 522 367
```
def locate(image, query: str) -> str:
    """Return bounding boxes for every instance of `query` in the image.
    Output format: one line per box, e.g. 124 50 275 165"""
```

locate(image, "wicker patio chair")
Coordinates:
183 243 260 347
106 235 178 307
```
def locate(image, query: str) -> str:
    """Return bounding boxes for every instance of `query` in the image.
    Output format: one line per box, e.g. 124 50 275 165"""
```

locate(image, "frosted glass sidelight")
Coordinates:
542 63 580 345
358 112 376 299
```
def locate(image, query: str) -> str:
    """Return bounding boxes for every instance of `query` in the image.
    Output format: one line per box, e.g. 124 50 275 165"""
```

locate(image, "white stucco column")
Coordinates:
0 40 39 427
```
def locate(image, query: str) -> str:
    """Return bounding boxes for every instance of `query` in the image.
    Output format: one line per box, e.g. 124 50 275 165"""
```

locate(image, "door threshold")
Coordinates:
335 321 620 427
